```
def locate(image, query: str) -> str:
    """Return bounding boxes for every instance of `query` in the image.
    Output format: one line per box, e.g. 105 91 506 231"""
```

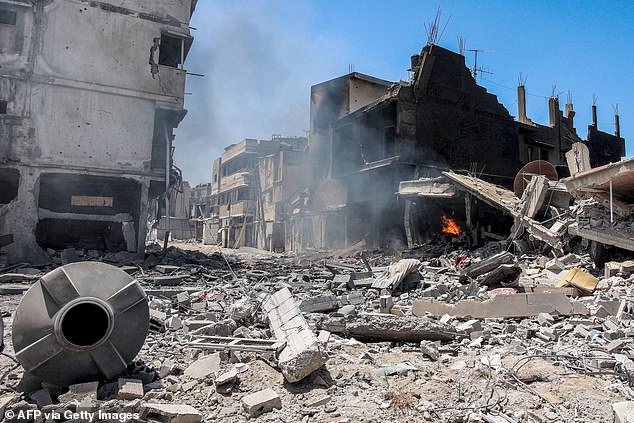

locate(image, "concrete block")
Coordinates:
337 305 356 315
612 401 634 423
241 388 282 417
537 312 554 326
607 339 628 353
184 353 221 379
214 370 237 387
140 403 202 423
117 378 144 400
153 275 183 286
305 395 331 408
605 261 622 278
156 265 180 274
166 316 183 330
263 288 328 383
58 381 98 402
299 295 339 313
456 319 482 334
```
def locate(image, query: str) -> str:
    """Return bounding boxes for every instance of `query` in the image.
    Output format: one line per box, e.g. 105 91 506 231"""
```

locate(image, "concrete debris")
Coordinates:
140 403 203 423
316 313 455 342
613 401 634 423
412 292 588 318
183 353 221 379
117 379 144 400
262 288 328 382
1 237 633 422
372 259 420 290
241 388 282 417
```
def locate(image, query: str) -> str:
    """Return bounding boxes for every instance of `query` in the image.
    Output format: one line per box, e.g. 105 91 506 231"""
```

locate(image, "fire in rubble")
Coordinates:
441 215 463 235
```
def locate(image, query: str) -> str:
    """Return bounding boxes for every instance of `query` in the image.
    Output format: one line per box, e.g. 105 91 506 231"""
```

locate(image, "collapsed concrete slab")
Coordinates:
412 292 589 319
315 313 455 342
262 288 328 383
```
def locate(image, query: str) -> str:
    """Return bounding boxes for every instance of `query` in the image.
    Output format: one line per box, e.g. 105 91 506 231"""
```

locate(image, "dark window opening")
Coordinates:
539 148 549 162
383 125 396 157
0 168 19 204
158 34 183 68
0 100 7 114
0 9 17 25
333 123 362 176
527 146 534 162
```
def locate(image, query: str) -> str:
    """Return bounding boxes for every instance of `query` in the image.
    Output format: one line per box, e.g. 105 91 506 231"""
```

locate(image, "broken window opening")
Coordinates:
0 9 17 26
539 148 550 162
0 168 19 204
383 125 396 157
0 100 7 114
158 33 184 69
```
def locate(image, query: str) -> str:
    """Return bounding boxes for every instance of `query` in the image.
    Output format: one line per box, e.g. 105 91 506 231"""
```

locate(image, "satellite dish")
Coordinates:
513 160 558 197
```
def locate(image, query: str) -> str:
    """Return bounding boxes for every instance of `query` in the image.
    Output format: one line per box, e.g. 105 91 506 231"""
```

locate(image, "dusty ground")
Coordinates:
0 241 631 422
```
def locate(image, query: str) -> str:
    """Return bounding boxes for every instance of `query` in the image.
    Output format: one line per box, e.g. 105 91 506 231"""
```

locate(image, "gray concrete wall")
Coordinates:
0 0 195 263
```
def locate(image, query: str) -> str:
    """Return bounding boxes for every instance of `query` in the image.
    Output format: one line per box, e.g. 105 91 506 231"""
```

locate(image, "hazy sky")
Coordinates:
174 0 634 185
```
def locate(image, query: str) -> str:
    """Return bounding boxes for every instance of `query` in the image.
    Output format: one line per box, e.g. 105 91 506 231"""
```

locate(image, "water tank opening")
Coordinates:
61 302 110 347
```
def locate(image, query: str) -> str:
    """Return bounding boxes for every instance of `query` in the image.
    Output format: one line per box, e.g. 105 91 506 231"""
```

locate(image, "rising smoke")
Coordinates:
173 1 349 185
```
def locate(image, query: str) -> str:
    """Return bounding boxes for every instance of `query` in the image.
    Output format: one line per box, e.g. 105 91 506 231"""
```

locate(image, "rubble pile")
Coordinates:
0 236 633 422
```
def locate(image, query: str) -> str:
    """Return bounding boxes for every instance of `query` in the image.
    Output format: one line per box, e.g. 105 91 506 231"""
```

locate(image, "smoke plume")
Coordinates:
174 1 349 185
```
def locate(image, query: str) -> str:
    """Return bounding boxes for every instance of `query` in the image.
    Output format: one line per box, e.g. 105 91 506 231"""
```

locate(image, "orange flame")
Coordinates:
441 215 463 235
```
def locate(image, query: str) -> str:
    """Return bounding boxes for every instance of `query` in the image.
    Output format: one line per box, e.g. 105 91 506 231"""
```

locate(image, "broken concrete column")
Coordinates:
262 288 328 383
315 313 455 342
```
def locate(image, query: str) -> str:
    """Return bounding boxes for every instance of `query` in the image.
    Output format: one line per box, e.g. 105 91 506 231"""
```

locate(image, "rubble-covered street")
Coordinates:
1 232 634 422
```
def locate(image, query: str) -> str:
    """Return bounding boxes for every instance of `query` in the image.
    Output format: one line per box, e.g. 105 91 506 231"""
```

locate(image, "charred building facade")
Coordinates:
292 44 625 251
0 0 196 263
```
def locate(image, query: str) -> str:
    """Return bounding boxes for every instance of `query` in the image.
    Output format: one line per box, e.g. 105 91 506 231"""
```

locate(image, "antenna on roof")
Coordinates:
518 72 527 86
464 48 494 81
458 35 466 56
425 6 451 46
592 94 598 106
567 90 572 105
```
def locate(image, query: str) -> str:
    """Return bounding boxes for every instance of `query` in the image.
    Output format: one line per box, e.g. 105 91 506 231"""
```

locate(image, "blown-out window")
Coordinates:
0 9 17 25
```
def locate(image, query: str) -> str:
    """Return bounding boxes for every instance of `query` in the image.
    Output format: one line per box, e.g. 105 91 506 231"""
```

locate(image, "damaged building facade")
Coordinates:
210 135 308 250
290 44 625 251
0 0 197 263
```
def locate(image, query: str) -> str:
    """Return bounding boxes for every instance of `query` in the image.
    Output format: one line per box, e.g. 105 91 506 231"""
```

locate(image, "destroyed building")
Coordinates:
291 44 625 251
210 135 308 249
0 0 197 264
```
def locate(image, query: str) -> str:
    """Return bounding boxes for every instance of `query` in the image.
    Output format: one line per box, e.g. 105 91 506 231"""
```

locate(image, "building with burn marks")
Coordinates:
0 0 197 263
288 44 624 252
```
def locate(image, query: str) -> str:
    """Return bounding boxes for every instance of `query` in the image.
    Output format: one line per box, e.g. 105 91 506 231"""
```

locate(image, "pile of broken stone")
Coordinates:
0 242 633 422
